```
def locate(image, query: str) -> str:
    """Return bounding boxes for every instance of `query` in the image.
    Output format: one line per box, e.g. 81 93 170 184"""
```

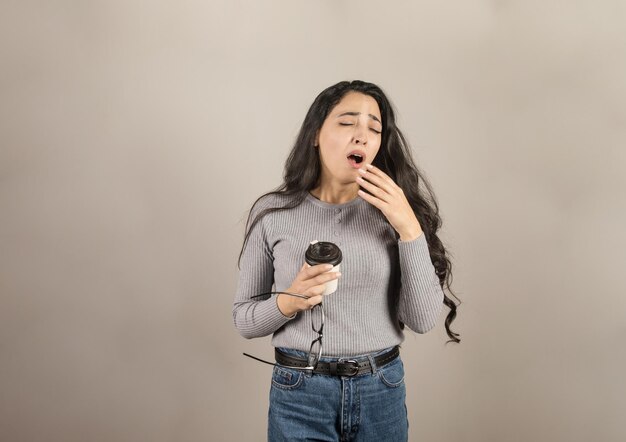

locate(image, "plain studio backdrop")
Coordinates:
1 1 625 441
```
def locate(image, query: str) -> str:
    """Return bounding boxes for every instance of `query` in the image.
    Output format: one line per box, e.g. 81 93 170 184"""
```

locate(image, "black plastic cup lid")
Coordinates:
305 241 342 267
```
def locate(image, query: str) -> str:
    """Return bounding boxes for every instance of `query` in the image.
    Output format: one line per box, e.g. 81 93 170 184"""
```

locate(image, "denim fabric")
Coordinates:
268 347 408 442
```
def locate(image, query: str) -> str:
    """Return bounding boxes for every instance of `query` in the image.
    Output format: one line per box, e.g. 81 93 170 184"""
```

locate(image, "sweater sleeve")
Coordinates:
396 232 444 333
232 202 295 339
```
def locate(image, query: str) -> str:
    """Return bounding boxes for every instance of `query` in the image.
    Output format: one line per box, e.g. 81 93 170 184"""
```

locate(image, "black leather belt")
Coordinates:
274 346 400 377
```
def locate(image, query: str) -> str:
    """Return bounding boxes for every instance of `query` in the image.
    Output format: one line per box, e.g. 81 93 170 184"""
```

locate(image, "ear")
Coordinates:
314 130 320 147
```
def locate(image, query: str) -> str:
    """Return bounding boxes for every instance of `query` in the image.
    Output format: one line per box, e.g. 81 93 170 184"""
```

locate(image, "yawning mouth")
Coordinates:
347 150 366 168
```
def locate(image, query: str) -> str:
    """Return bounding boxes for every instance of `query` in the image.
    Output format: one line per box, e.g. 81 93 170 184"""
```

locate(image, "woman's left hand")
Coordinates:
356 164 423 241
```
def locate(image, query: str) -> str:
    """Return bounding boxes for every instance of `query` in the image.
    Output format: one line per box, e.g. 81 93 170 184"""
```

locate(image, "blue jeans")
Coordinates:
268 347 408 442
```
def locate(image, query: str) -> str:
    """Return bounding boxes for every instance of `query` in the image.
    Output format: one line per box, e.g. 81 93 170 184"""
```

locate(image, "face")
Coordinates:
314 91 383 185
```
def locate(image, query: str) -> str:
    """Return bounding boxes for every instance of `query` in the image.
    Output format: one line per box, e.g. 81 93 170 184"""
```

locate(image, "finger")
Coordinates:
305 284 326 298
364 163 388 177
306 295 323 308
306 270 341 287
357 188 385 210
301 263 334 279
365 164 398 188
356 175 391 203
359 167 397 193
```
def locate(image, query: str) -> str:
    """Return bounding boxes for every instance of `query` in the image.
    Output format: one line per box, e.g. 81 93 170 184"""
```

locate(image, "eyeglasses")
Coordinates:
243 291 324 371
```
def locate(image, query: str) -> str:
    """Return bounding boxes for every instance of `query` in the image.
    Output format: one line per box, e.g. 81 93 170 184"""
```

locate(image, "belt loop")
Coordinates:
367 354 378 374
329 361 338 376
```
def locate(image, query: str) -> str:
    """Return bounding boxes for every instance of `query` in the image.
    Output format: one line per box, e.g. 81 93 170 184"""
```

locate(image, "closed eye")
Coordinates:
340 122 381 134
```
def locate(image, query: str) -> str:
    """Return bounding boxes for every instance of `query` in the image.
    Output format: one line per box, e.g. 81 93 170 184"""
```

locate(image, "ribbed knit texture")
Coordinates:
233 191 444 357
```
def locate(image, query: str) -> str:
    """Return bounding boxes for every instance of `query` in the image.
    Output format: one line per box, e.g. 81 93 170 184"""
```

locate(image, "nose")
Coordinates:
352 124 367 145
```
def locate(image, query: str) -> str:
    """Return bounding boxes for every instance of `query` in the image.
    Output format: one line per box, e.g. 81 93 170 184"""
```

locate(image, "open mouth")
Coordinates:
347 151 366 168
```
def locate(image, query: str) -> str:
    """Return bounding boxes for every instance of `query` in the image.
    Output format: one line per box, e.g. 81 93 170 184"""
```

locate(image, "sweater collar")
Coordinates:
304 191 365 210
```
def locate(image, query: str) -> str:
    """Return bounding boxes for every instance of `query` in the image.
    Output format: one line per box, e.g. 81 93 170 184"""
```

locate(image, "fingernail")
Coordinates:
325 264 333 270
357 168 367 174
366 164 374 169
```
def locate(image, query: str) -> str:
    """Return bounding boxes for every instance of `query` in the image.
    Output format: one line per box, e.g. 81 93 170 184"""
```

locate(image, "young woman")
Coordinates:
233 80 460 441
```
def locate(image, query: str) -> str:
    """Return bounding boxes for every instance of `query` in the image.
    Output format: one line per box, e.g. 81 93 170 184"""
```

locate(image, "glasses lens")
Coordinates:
311 305 323 333
308 304 324 367
308 337 322 367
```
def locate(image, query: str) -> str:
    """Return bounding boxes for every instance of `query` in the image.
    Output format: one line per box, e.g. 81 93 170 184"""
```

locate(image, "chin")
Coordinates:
339 176 359 186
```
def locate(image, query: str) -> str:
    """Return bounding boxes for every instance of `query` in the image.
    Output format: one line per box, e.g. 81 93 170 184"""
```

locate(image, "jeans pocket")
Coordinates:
271 366 304 390
378 357 405 388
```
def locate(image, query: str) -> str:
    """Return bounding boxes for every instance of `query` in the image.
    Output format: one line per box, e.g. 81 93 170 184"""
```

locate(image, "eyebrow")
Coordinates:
336 111 382 124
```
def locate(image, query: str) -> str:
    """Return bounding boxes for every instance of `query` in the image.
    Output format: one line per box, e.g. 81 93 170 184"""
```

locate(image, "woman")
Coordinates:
233 80 460 441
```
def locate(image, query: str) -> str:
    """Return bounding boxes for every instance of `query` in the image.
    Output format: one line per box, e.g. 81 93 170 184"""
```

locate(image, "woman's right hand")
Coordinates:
277 263 341 317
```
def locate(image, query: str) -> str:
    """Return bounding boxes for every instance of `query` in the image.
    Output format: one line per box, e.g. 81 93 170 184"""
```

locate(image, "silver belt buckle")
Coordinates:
342 360 360 377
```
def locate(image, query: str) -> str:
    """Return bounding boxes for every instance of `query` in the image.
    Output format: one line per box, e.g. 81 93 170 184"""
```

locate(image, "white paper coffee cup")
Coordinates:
305 240 343 296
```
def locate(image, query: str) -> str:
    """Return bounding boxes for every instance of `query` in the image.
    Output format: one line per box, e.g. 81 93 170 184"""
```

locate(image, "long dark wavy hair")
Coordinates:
238 80 461 344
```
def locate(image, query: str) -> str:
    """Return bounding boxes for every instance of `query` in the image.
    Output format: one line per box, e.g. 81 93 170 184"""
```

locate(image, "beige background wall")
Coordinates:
1 1 625 441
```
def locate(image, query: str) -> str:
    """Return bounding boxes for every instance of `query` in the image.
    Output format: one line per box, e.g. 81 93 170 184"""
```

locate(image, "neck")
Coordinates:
310 181 360 204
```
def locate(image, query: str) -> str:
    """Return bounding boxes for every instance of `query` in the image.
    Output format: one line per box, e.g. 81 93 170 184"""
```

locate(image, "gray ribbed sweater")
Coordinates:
233 191 444 357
